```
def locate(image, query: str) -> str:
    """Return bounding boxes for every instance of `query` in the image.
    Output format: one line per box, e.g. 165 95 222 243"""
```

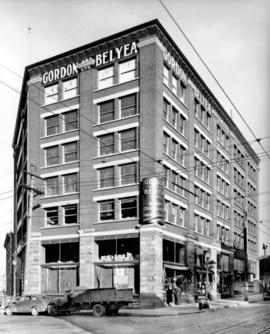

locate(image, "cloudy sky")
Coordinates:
0 0 269 287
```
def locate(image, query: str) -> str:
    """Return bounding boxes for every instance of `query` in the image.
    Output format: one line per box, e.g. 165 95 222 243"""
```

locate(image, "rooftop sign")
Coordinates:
42 41 138 85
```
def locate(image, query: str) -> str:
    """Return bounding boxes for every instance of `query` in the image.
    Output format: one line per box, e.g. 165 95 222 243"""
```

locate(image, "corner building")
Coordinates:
13 20 259 302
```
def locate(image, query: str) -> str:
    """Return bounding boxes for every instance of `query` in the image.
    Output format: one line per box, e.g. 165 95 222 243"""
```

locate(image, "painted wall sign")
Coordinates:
42 41 138 85
163 49 187 86
141 177 165 225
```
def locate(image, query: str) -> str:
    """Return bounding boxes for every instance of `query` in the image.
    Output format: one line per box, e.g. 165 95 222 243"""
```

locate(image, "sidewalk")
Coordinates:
119 298 253 317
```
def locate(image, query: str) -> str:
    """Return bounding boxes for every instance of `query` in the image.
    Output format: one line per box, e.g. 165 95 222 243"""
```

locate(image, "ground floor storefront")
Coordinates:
15 226 259 302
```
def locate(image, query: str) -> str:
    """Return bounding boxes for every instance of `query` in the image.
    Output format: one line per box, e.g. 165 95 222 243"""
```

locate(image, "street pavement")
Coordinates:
0 299 269 334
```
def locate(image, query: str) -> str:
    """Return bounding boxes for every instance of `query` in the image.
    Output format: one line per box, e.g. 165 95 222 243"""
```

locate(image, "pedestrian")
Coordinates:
166 285 173 306
173 285 181 305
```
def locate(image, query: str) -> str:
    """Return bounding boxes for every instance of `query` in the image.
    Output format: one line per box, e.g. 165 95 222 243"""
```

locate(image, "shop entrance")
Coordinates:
94 237 139 294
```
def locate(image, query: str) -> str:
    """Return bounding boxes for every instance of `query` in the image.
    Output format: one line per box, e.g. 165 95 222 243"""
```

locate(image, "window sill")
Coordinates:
165 220 188 229
41 161 80 169
42 192 79 199
194 116 212 133
165 186 188 201
93 77 139 93
163 118 188 140
94 114 140 127
92 183 139 192
41 224 79 230
163 83 188 109
93 149 139 160
41 95 80 107
93 218 139 225
40 129 79 139
163 152 187 171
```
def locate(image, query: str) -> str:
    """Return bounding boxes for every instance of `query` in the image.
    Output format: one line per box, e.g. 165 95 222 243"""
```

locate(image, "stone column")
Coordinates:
79 229 96 288
209 247 218 299
139 224 164 305
24 232 41 294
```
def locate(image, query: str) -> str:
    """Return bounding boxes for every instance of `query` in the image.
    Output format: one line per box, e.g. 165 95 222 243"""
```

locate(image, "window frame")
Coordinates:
98 66 114 89
99 200 114 221
63 204 78 224
63 141 78 163
120 162 137 185
99 166 114 189
120 197 138 219
63 173 78 194
119 58 136 83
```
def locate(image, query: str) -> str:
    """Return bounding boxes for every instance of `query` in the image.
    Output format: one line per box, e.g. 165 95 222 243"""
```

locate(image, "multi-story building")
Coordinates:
12 19 259 301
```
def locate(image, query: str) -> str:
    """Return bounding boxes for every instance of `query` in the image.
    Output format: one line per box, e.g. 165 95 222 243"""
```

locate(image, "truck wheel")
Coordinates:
92 304 105 317
47 304 57 316
31 307 39 316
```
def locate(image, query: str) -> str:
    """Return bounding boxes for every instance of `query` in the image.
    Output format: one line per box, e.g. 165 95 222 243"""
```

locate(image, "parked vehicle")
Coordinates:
4 295 57 316
54 287 134 316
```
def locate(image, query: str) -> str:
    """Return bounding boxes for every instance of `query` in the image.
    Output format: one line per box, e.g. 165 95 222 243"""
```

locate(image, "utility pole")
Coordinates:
21 166 44 294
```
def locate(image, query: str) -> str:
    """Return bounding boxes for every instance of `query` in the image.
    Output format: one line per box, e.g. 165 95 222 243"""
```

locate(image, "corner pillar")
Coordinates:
139 224 164 303
79 229 96 288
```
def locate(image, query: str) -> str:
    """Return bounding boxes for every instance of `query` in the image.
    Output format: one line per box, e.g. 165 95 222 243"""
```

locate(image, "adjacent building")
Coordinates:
12 19 259 301
4 232 14 296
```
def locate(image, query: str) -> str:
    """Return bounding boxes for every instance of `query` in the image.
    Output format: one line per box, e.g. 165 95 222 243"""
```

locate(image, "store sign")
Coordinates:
42 41 138 85
141 177 165 225
163 49 187 85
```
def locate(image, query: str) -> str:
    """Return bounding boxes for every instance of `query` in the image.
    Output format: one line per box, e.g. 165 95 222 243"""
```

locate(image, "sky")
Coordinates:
0 0 269 289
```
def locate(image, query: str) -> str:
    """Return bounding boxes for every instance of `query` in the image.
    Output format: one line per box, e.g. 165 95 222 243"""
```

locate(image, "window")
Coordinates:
63 78 78 99
172 75 177 95
121 163 137 185
177 145 185 166
44 84 58 105
46 115 59 136
179 207 186 226
178 114 186 135
171 108 177 128
99 100 114 123
64 204 77 224
99 167 114 188
119 59 136 83
121 197 137 218
99 200 114 221
64 110 78 132
163 133 169 154
98 66 114 89
46 177 58 196
163 99 170 120
172 204 177 223
179 82 186 103
45 146 58 166
64 142 78 163
163 65 169 86
64 173 78 193
171 139 177 160
45 207 58 225
120 128 137 151
120 94 136 118
99 134 114 156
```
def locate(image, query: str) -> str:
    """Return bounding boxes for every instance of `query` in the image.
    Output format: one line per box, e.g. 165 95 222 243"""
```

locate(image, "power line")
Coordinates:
158 0 270 160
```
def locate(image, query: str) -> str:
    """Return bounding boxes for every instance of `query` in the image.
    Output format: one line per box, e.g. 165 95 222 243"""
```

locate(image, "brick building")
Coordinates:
12 19 259 301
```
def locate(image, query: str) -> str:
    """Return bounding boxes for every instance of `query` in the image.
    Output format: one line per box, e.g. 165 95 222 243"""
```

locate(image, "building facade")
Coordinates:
12 20 259 301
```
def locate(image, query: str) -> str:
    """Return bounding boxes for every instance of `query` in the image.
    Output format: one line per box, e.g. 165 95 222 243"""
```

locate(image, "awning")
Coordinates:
164 263 189 271
94 260 139 269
